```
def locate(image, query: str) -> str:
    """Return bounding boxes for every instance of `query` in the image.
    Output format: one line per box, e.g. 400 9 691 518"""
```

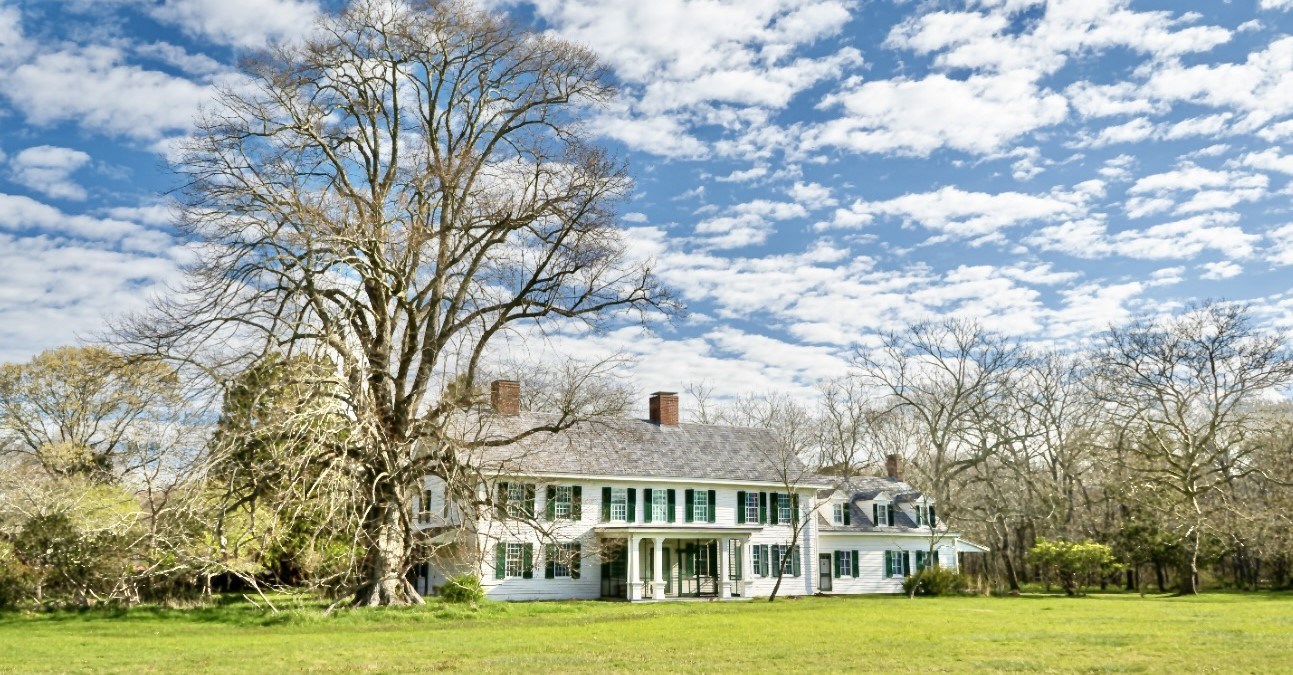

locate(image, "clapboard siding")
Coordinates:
818 534 957 594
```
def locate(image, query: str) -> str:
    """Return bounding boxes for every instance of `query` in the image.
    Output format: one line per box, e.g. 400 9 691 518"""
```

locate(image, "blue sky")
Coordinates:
1 0 1292 402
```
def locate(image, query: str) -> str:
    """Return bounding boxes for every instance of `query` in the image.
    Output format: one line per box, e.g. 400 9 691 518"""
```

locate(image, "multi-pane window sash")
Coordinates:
692 497 708 522
832 503 844 525
751 545 763 577
506 483 526 518
610 488 628 521
651 490 669 522
553 486 572 519
505 543 524 578
777 495 792 523
744 492 759 523
838 550 852 577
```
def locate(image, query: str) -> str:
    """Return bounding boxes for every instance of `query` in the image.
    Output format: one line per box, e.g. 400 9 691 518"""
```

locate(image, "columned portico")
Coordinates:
595 524 759 601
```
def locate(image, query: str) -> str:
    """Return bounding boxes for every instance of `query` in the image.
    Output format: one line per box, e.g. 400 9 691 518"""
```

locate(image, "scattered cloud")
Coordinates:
7 146 92 201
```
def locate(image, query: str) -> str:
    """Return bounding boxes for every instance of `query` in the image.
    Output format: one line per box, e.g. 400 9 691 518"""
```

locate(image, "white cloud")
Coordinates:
1066 81 1162 118
1141 36 1293 125
823 186 1088 242
1028 212 1259 261
8 146 92 201
1266 224 1293 266
1239 148 1293 175
0 193 173 253
151 0 319 49
3 46 212 140
1199 260 1243 279
1125 164 1268 216
693 199 808 249
1259 0 1292 10
810 71 1068 156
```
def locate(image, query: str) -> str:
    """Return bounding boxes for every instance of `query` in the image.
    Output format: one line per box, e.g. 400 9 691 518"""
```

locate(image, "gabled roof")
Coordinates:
460 411 814 485
814 474 932 533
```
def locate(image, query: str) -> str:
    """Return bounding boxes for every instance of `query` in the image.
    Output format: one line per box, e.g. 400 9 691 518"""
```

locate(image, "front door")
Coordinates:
818 553 832 592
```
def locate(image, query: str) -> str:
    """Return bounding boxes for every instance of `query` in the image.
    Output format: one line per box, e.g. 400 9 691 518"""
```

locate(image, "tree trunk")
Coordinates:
1154 561 1166 592
351 493 423 607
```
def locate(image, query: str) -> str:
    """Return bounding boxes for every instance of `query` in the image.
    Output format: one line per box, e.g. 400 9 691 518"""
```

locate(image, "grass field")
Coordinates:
1 592 1290 673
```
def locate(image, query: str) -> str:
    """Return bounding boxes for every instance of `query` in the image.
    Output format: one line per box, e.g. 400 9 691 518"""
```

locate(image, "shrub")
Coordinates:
1028 538 1119 596
902 567 967 596
440 574 483 604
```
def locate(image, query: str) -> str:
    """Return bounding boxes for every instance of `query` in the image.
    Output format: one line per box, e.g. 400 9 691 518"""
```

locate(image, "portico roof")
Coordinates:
593 524 763 537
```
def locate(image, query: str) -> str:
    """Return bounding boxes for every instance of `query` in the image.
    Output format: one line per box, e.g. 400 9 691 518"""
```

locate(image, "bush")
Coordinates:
902 567 967 596
1028 538 1119 596
440 574 483 604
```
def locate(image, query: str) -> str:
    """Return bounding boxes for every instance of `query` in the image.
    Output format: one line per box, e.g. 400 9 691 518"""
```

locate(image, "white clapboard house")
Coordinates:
413 381 986 601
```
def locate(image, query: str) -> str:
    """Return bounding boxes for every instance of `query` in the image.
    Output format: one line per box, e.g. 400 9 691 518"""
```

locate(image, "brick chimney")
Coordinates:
885 453 903 482
649 391 679 426
490 380 520 416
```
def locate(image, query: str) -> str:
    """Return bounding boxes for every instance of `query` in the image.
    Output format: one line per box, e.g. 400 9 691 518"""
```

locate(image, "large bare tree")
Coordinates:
118 0 670 606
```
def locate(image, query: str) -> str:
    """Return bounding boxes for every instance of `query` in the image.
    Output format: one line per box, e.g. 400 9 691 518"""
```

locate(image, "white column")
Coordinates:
627 535 641 600
718 538 731 599
652 537 665 600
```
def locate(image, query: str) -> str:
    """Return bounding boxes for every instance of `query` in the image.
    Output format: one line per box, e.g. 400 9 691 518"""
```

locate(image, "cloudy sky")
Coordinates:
1 0 1292 401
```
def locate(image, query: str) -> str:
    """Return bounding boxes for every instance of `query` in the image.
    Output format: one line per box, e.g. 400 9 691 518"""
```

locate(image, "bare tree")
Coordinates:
116 0 671 606
1092 302 1293 594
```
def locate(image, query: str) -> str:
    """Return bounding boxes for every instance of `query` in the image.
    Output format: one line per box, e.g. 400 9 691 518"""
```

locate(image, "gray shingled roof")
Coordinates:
459 411 812 485
814 475 929 532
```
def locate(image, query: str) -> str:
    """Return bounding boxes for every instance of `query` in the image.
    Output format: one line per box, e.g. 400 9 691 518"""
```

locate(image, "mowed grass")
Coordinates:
1 592 1291 673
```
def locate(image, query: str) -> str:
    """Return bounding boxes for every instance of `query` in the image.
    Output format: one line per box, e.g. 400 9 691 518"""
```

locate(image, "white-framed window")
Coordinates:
553 485 573 519
744 492 759 523
838 550 853 577
751 544 764 577
417 488 434 524
873 502 891 526
692 494 709 522
505 542 524 578
552 543 574 578
506 482 526 518
832 502 844 525
651 489 669 522
610 487 628 521
777 494 792 523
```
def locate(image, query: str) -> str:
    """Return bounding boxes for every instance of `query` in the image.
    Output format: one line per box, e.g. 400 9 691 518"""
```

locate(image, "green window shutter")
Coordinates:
495 543 507 579
643 488 653 523
601 487 611 522
843 502 851 526
571 486 582 520
545 544 556 579
525 484 536 518
545 486 555 520
791 494 800 525
497 482 509 520
522 544 534 579
761 545 770 576
707 490 716 523
915 550 923 571
770 545 781 577
884 551 892 578
872 503 878 525
851 550 859 577
929 505 937 527
667 489 677 522
627 488 637 523
736 491 746 524
759 492 768 524
833 551 842 578
571 543 582 579
770 493 780 525
792 546 800 577
684 489 695 523
903 551 911 576
887 505 895 527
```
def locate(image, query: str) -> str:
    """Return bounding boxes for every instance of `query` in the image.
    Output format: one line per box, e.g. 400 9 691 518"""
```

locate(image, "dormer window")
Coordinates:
872 502 893 527
832 501 851 526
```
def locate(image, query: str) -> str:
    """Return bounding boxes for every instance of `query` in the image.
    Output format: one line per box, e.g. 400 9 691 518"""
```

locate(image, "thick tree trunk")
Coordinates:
351 492 424 607
1154 561 1166 592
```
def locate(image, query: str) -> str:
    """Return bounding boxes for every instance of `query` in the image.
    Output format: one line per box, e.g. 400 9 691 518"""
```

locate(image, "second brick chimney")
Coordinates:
490 380 521 416
649 391 679 426
885 453 904 482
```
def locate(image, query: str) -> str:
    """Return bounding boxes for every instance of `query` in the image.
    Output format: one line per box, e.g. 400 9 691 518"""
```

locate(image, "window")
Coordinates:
547 543 579 578
838 550 853 577
610 487 628 521
500 482 535 519
553 486 573 519
728 540 743 581
692 494 709 522
916 550 939 571
744 492 759 523
417 488 434 524
651 489 669 522
832 503 844 525
751 545 764 577
873 502 892 526
916 504 927 526
777 494 792 523
884 550 911 578
770 544 801 577
505 543 524 578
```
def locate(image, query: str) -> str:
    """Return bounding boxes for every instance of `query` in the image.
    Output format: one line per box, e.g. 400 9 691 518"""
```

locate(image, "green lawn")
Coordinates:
1 592 1290 673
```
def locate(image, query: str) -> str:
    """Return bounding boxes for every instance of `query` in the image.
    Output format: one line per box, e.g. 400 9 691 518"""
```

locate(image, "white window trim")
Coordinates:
505 542 524 578
554 485 573 519
832 502 844 525
839 550 853 577
551 543 574 578
744 492 759 523
651 489 669 522
610 487 628 522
